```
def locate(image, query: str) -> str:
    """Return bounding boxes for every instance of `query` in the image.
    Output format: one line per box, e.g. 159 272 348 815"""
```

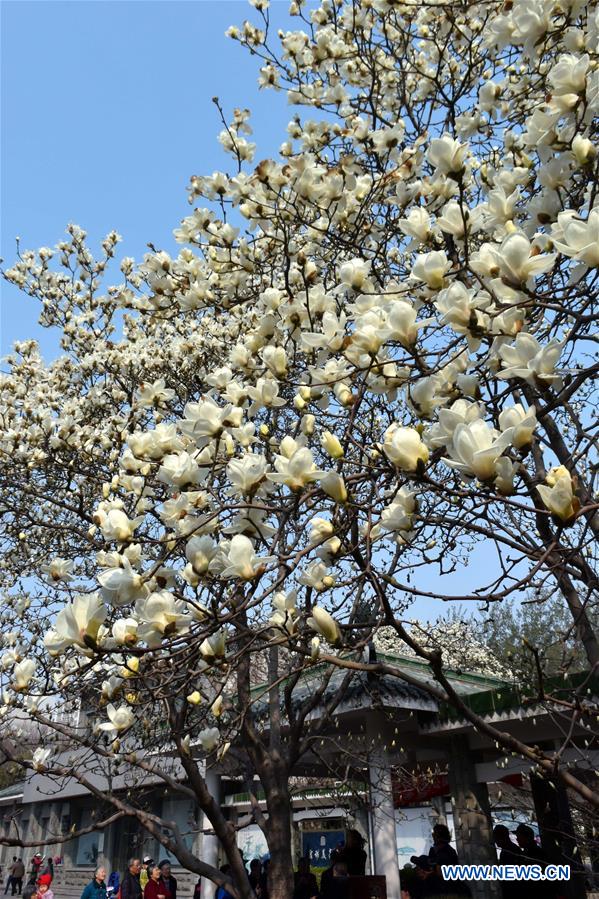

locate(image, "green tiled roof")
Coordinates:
438 669 599 722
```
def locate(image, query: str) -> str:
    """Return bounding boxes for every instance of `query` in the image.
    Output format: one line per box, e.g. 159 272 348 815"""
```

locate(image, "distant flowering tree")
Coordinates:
1 0 599 896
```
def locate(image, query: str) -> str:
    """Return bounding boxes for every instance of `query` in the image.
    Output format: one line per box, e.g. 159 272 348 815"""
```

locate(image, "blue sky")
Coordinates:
1 0 508 619
1 0 296 356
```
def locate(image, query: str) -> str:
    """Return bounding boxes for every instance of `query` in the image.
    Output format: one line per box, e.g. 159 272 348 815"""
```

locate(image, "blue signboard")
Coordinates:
302 830 346 867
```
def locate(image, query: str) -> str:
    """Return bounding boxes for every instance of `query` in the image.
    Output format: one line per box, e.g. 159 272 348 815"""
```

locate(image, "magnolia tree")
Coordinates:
2 0 599 895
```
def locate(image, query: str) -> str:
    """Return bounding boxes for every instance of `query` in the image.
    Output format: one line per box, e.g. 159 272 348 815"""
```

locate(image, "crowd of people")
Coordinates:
2 856 55 899
213 829 367 899
403 820 565 899
5 820 557 899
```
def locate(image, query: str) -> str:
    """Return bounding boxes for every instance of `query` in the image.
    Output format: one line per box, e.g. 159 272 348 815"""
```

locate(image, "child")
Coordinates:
37 875 53 899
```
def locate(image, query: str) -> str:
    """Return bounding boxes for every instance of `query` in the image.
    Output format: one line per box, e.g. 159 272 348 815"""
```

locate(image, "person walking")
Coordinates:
81 866 108 899
121 859 142 899
5 858 17 895
157 862 176 899
143 866 171 899
12 860 25 896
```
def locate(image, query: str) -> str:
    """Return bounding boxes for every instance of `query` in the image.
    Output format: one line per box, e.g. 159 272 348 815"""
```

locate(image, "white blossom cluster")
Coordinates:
0 0 597 756
373 623 509 679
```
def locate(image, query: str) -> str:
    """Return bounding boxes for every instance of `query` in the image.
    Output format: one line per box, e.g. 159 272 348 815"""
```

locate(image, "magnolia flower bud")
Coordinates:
321 430 344 459
320 472 348 503
302 414 316 436
307 606 341 645
572 134 596 166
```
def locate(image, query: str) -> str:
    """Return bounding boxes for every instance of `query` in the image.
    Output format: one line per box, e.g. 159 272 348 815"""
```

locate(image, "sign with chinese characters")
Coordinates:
301 830 345 866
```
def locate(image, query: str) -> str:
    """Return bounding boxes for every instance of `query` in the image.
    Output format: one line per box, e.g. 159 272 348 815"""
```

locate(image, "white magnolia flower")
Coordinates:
382 425 429 472
32 747 52 771
227 453 268 496
179 397 240 443
411 251 451 289
267 446 324 491
221 535 274 580
397 207 431 244
548 53 589 95
298 562 335 592
427 134 467 175
371 122 405 155
135 590 190 647
498 404 537 449
247 378 287 415
436 201 482 237
374 488 416 536
157 451 204 489
101 676 123 701
551 209 599 267
494 457 518 495
112 618 139 646
45 593 107 655
128 424 183 460
12 659 36 691
98 703 135 733
435 282 488 338
307 606 341 645
444 420 514 481
198 726 220 752
353 309 388 354
384 301 430 347
261 345 288 377
97 558 144 607
493 233 556 285
537 467 578 523
96 508 144 543
484 187 520 233
498 334 563 384
135 379 175 408
571 135 596 166
199 629 227 660
185 535 217 575
338 258 372 290
269 591 299 635
40 558 74 583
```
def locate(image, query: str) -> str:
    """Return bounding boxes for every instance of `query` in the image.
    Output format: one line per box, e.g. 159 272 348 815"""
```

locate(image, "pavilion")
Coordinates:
0 653 595 899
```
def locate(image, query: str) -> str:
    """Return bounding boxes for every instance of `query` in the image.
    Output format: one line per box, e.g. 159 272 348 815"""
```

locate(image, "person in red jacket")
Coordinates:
143 867 171 899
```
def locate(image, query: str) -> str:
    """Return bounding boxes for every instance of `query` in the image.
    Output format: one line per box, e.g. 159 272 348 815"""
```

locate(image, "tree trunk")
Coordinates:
265 783 295 899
